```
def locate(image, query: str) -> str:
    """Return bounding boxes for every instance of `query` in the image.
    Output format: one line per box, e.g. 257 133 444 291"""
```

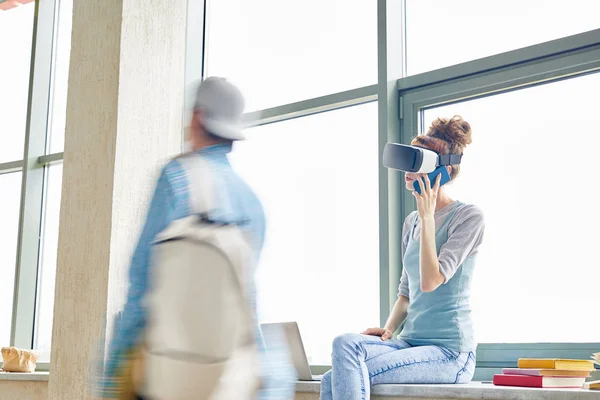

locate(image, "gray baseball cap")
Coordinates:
194 77 245 141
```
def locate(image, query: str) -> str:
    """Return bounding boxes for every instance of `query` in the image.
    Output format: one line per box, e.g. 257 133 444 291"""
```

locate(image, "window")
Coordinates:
406 0 600 75
34 163 63 361
0 172 23 347
203 0 379 368
46 0 73 154
205 0 377 111
422 72 600 343
202 0 600 375
0 0 70 365
399 30 600 374
31 0 72 362
2 0 598 378
229 103 380 365
0 0 35 348
0 2 35 162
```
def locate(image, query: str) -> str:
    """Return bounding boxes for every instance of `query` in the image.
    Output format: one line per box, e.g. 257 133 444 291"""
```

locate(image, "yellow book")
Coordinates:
583 380 600 390
535 370 590 377
518 358 595 371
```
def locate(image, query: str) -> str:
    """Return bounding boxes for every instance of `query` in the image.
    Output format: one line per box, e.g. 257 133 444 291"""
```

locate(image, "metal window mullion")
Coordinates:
398 97 418 212
182 0 207 152
397 28 600 92
400 45 600 109
37 152 64 166
377 0 406 329
0 160 24 175
243 85 378 128
11 0 58 350
412 55 600 111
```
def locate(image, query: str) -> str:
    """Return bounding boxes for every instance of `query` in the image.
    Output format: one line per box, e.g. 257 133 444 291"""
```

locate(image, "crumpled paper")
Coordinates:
1 347 39 373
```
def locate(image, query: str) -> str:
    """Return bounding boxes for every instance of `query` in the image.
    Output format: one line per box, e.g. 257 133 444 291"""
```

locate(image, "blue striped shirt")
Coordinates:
100 143 296 398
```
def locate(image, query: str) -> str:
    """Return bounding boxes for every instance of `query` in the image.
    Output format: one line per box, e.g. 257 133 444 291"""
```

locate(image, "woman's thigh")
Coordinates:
332 333 412 362
367 346 475 385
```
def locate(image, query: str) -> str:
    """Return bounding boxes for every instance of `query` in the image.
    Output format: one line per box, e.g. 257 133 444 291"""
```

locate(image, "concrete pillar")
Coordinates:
48 0 187 398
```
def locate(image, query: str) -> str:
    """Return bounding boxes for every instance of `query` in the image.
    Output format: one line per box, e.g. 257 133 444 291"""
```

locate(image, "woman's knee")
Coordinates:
320 370 332 398
321 369 332 387
332 333 364 354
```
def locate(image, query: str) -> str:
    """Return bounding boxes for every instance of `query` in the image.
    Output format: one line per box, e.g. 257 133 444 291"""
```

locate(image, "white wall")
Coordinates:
46 0 186 399
0 381 48 400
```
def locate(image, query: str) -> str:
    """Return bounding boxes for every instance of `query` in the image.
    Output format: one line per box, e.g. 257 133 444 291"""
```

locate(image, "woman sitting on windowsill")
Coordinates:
321 116 485 400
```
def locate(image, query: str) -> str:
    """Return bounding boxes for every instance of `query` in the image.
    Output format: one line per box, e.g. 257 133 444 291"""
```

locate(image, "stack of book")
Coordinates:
584 353 600 390
493 358 595 388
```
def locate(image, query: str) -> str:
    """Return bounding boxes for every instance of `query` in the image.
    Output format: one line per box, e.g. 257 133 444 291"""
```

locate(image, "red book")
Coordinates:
493 374 586 388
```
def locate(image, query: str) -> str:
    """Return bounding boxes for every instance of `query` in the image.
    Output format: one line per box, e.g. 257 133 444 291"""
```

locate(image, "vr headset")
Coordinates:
383 143 462 173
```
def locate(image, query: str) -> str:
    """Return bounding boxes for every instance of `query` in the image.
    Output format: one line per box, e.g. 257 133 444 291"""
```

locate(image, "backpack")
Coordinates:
141 155 261 400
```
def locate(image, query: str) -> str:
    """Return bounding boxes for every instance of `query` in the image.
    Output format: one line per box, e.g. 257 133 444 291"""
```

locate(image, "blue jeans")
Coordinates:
320 333 475 400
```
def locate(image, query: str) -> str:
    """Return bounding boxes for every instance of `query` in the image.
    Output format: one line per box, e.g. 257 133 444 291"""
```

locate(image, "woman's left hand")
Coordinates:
413 173 441 220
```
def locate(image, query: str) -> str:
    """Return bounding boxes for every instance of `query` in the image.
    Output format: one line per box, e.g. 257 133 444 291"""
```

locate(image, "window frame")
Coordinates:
4 0 598 377
199 0 384 371
4 0 65 371
394 28 600 380
201 0 600 377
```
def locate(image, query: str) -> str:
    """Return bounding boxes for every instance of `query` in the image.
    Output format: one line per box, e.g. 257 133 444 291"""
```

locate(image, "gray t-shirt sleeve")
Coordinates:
398 267 410 299
438 204 485 283
398 212 418 299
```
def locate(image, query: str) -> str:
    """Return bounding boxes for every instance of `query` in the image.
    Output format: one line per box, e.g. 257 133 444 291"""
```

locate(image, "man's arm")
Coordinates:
101 167 175 393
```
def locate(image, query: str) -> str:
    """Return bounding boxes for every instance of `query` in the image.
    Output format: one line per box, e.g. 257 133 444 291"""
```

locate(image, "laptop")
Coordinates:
260 321 322 381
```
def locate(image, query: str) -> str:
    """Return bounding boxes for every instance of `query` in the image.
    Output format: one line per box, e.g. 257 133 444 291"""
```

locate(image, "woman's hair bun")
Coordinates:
427 115 472 151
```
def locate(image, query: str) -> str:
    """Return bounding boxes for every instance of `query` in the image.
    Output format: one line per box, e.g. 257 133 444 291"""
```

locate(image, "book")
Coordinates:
493 374 586 388
583 380 600 390
517 358 595 371
592 352 600 366
501 368 590 378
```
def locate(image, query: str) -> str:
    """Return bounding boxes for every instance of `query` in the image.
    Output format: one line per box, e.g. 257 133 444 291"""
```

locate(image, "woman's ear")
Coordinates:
446 165 453 176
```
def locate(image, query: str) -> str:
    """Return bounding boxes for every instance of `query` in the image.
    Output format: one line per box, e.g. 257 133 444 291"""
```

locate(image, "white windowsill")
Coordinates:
296 381 598 399
0 371 49 382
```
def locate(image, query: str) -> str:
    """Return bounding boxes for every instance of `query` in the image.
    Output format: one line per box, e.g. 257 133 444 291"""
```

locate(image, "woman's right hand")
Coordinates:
361 327 394 341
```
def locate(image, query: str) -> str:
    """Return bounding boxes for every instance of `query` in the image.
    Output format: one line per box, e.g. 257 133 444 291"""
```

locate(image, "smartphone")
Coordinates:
413 165 451 194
